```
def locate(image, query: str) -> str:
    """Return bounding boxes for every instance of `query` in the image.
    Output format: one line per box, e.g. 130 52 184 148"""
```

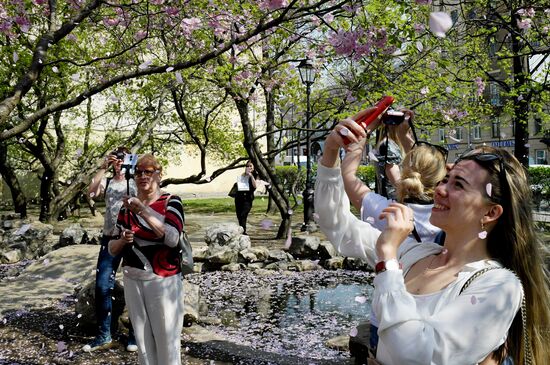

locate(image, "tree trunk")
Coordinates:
0 141 27 218
235 99 292 239
511 15 530 167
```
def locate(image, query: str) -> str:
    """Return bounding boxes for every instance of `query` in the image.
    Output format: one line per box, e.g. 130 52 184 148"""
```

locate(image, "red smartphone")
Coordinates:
341 95 395 145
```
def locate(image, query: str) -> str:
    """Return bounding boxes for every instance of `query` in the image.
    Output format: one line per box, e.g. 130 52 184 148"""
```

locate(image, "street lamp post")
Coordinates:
298 59 316 232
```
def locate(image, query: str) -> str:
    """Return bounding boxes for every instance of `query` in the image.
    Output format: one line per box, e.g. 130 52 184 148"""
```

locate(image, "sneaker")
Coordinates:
82 337 113 352
126 338 138 352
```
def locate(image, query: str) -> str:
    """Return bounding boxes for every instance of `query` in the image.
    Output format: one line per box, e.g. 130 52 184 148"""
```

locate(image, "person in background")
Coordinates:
83 146 138 352
233 160 257 235
316 110 550 364
109 153 185 365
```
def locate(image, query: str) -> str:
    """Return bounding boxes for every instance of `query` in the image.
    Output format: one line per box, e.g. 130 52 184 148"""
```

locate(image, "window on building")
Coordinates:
454 127 463 140
438 129 446 142
535 150 548 165
492 119 501 138
534 118 543 135
488 82 501 106
473 124 481 139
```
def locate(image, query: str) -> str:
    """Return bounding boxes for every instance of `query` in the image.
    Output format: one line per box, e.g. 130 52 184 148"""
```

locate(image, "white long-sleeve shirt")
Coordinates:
314 164 522 365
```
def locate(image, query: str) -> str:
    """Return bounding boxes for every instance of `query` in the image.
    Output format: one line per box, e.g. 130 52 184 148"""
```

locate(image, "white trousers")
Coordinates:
123 274 184 365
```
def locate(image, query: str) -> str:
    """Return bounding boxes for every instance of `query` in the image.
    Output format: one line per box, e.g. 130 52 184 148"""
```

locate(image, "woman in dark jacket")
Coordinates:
234 160 257 235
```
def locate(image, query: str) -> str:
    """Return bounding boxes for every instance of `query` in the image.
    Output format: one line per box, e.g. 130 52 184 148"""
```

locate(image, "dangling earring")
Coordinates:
478 222 487 239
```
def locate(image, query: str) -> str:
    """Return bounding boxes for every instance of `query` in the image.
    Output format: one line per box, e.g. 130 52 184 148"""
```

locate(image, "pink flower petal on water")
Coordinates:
429 12 453 38
349 327 358 337
354 296 367 304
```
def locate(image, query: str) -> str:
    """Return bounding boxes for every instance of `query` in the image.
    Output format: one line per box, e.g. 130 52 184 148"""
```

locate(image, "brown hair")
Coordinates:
468 146 550 364
137 153 163 175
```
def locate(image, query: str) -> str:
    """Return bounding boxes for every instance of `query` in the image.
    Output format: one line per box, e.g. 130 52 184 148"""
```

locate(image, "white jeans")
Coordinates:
123 274 183 365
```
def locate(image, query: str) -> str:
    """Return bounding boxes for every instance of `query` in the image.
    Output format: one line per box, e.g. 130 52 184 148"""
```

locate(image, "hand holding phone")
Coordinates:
341 95 395 145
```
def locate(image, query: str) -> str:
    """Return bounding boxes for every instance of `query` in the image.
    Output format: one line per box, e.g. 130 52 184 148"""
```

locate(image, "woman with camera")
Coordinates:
109 153 185 365
315 111 550 364
84 146 138 352
336 111 448 356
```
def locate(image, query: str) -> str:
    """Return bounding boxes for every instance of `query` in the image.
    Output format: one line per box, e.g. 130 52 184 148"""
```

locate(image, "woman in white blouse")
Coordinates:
315 115 550 364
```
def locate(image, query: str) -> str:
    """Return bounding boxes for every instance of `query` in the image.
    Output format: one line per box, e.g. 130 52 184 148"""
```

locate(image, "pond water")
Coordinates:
187 269 374 362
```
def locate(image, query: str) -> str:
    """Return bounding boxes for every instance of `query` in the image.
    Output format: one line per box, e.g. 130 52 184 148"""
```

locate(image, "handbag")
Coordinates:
228 183 237 198
177 230 194 275
165 194 194 275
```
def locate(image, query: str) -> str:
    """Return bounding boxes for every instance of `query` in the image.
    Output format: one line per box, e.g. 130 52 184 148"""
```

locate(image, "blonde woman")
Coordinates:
109 153 185 365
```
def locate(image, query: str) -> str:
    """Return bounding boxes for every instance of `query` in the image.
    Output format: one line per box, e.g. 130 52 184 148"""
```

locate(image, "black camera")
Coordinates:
382 109 406 125
111 150 126 160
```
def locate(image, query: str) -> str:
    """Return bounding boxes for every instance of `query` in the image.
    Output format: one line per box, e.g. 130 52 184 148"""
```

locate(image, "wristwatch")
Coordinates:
375 258 402 274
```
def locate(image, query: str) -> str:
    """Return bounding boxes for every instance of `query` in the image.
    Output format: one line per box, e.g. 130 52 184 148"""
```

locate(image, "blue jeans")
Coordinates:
95 234 124 341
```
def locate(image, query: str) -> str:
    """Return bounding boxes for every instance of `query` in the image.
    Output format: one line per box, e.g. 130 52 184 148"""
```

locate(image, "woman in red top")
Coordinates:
109 153 185 365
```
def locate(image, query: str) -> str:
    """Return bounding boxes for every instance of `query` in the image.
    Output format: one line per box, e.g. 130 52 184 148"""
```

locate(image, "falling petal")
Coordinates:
416 41 423 52
485 183 492 197
59 324 64 330
366 216 375 224
287 209 293 215
43 258 50 266
429 12 453 38
52 66 59 73
354 296 367 304
349 327 358 337
139 60 152 70
260 219 273 229
470 295 477 305
166 66 174 72
445 86 453 93
175 72 183 84
524 143 530 148
13 51 19 63
56 341 67 352
77 314 82 318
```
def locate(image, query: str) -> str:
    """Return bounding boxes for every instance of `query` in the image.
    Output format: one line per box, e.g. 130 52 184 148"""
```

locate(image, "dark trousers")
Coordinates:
95 235 133 341
235 196 253 234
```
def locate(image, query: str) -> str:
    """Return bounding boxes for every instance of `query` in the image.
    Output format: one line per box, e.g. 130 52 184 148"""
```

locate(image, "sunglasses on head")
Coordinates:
454 152 508 202
413 141 449 162
135 169 157 177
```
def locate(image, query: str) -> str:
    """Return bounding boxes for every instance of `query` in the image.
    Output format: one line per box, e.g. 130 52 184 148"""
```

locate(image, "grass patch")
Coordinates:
183 196 273 214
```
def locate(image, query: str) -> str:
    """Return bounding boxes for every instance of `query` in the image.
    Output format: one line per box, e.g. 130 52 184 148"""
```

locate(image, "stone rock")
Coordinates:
246 262 265 270
344 257 370 271
4 221 54 260
204 223 243 245
74 277 126 333
192 246 210 262
221 263 246 272
288 259 322 272
325 334 350 351
324 257 345 270
239 247 270 263
318 241 338 259
57 223 89 248
0 249 22 264
208 247 238 265
183 280 200 327
288 234 320 259
264 261 289 271
267 249 293 262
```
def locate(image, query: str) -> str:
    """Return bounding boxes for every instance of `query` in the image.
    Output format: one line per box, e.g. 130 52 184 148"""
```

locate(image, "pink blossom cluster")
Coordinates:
260 0 288 11
180 17 202 37
516 8 535 30
328 26 390 59
0 0 31 37
474 76 485 97
442 108 468 121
